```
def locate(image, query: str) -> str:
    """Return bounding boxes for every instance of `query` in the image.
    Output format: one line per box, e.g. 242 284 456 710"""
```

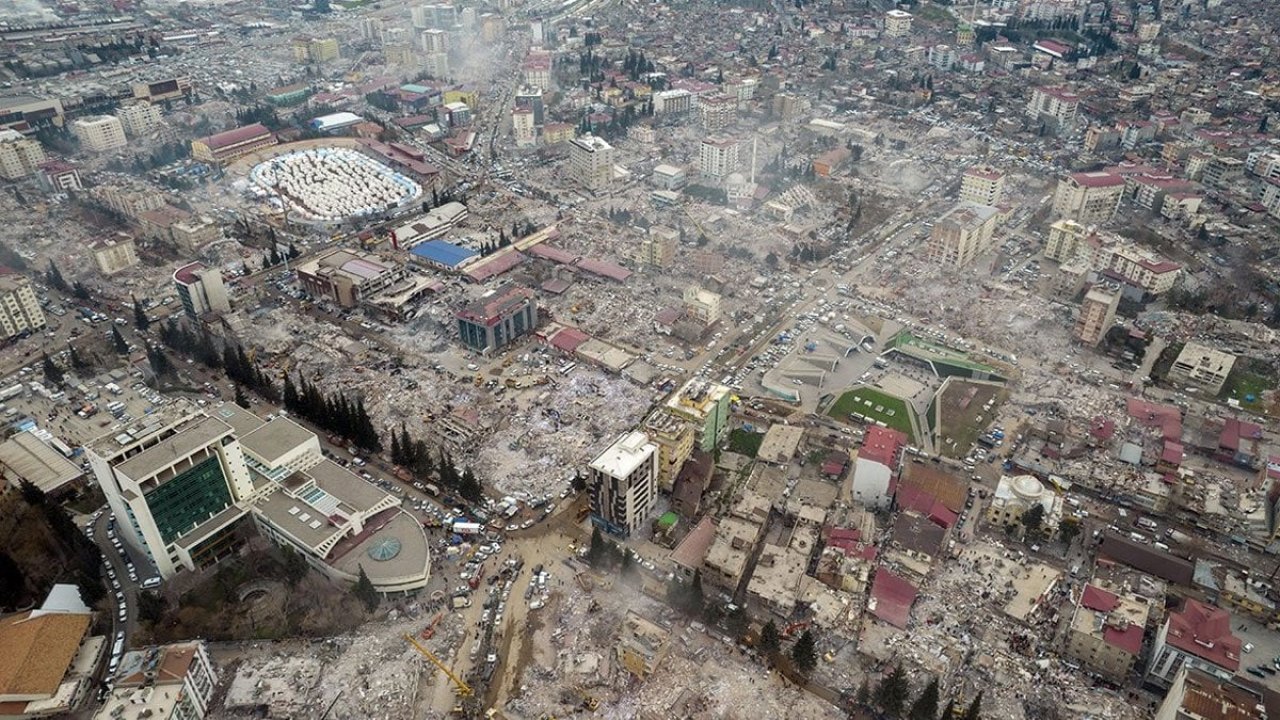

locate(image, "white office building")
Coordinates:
588 431 659 537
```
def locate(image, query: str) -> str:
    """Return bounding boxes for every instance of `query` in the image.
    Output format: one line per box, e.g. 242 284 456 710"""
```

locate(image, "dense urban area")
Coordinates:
0 0 1279 718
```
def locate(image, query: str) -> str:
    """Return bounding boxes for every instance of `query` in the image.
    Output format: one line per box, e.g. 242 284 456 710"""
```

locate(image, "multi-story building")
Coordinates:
411 3 456 29
514 87 544 125
71 115 127 153
0 585 97 718
644 410 695 493
1064 582 1150 681
359 16 385 43
0 128 46 180
1107 244 1181 294
521 54 552 92
588 430 659 537
1052 171 1126 225
98 641 217 720
391 201 469 249
542 122 575 145
616 610 670 678
1074 287 1119 345
638 225 678 268
116 101 162 137
91 182 167 219
173 262 230 321
1262 180 1280 221
420 27 447 53
191 123 276 166
424 52 450 78
0 273 47 338
682 286 721 324
292 36 340 63
1147 599 1241 687
1167 343 1235 396
662 379 732 453
1026 86 1081 131
1044 219 1093 263
456 285 537 354
652 89 694 116
296 249 407 308
851 426 905 509
927 202 1000 267
986 474 1062 530
698 94 737 132
1155 665 1266 720
91 235 140 276
1245 150 1280 182
171 215 221 252
1202 155 1244 189
651 164 687 190
883 9 913 37
568 134 615 192
960 165 1005 206
698 136 739 182
512 108 536 147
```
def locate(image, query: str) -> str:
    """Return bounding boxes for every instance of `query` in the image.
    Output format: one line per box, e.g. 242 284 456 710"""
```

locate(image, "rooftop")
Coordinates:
0 611 91 698
198 122 271 150
239 417 315 467
457 285 535 324
869 566 917 629
1167 599 1241 671
590 431 655 479
115 415 233 482
410 239 478 268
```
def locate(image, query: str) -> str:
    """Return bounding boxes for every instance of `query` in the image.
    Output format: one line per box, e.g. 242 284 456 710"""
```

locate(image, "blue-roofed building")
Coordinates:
409 239 478 270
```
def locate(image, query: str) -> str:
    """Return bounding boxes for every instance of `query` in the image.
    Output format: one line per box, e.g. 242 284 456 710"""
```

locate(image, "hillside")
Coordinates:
0 485 105 612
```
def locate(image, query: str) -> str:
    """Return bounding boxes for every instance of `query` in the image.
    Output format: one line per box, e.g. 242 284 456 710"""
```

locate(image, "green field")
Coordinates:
828 387 916 441
1220 366 1274 411
728 428 764 458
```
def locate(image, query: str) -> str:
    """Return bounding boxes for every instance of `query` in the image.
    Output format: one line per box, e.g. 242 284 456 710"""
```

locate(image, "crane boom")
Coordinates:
404 634 474 698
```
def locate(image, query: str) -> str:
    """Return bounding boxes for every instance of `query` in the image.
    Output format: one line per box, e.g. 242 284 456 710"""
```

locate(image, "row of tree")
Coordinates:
389 426 483 503
282 374 382 453
850 664 983 720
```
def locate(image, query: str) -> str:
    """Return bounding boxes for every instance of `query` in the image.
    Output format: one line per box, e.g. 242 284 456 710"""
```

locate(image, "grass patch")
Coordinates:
728 428 764 458
1220 362 1275 413
828 386 915 441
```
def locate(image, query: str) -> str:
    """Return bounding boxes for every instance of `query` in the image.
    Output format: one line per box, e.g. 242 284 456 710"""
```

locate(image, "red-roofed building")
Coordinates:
1148 599 1241 686
852 427 906 510
1066 581 1151 681
1126 398 1182 441
868 567 917 629
1218 417 1263 468
191 123 276 165
1159 440 1184 473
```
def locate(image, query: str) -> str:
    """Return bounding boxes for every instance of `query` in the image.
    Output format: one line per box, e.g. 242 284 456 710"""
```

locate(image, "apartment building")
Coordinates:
1064 582 1150 681
1107 244 1181 294
698 136 739 182
456 285 537 354
521 54 552 92
296 249 408 308
883 9 913 37
71 115 127 153
1026 86 1081 131
682 286 721 324
98 642 217 720
1147 599 1241 687
653 89 694 116
643 410 695 493
959 165 1005 207
91 182 167 219
663 378 732 452
1263 180 1280 221
512 108 536 148
1044 219 1093 263
173 262 231 321
420 27 448 53
639 225 678 268
1154 665 1266 720
1202 155 1244 189
116 101 163 137
0 273 45 339
699 93 737 132
588 431 659 537
851 426 905 510
0 128 46 179
1052 171 1126 225
292 36 340 63
616 610 670 679
91 235 140 276
1074 287 1119 346
927 202 1000 267
569 134 615 192
1245 150 1280 182
1167 343 1235 396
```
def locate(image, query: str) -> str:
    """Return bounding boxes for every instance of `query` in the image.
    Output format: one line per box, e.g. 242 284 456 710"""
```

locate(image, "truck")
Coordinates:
105 383 123 396
0 384 22 402
1165 528 1192 544
452 521 483 535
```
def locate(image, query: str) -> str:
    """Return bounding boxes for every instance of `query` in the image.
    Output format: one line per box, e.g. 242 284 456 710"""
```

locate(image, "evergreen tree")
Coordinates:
908 678 940 720
941 700 956 719
964 692 983 720
353 564 379 612
458 467 483 503
146 344 173 378
791 629 818 675
0 551 24 609
132 296 149 331
136 590 168 624
759 619 781 655
875 665 910 717
68 344 88 371
46 260 68 292
725 604 747 637
18 479 46 506
587 526 606 565
234 384 251 409
111 325 129 354
855 681 871 707
42 352 63 386
391 430 403 465
72 281 91 300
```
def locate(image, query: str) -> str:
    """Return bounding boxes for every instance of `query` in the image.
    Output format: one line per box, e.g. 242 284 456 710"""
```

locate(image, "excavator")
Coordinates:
419 611 444 641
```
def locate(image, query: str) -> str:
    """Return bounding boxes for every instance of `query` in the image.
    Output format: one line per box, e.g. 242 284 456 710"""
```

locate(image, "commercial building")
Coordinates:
698 137 739 182
1052 171 1126 225
662 379 732 453
650 164 687 191
698 94 737 132
97 641 217 720
190 124 276 166
884 9 913 37
588 430 659 537
456 285 537 354
960 165 1005 207
927 202 1000 267
173 263 230 321
1074 287 1119 346
71 115 127 153
0 274 46 338
0 429 84 496
513 87 544 125
90 235 140 276
1154 665 1266 720
1026 86 1081 131
296 249 407 308
851 426 905 510
1064 582 1150 681
0 129 46 180
986 474 1062 530
568 134 615 192
115 102 162 137
292 36 340 63
392 201 469 249
1146 599 1241 686
0 585 98 718
1167 343 1235 396
616 610 669 679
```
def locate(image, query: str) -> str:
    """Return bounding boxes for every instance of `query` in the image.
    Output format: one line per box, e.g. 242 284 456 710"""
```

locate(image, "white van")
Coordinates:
141 577 161 589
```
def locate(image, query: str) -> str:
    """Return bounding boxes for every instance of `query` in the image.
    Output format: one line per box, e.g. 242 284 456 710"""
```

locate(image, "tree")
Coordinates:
353 564 379 612
42 352 63 386
587 526 606 565
908 678 940 720
964 691 983 720
281 546 310 586
875 664 910 717
111 325 129 354
133 296 150 332
234 384 251 409
941 700 956 719
72 281 91 300
725 604 748 638
759 619 781 655
136 590 168 624
0 551 24 609
147 344 173 378
855 681 871 707
1020 503 1046 540
46 260 68 292
1058 517 1082 547
18 479 45 506
68 344 89 371
458 467 483 504
791 629 818 675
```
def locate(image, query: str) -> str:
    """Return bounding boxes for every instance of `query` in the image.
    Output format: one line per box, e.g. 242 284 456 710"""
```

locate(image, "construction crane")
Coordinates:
404 634 474 699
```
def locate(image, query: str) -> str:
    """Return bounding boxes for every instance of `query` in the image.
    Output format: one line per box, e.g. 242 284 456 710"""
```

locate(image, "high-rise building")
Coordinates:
99 641 218 720
883 9 913 37
569 134 615 192
927 202 1000 267
91 235 140 276
173 262 230 321
420 27 448 53
514 87 545 125
0 274 47 338
0 128 47 180
698 136 739 181
1052 171 1126 225
588 431 659 537
1074 287 1119 346
71 115 127 153
292 37 340 63
639 225 678 268
412 3 457 29
1026 86 1081 131
652 89 694 116
644 411 695 492
663 379 732 452
456 285 537 354
698 94 737 132
512 108 536 147
959 165 1005 206
359 17 385 44
116 101 163 137
1044 218 1093 262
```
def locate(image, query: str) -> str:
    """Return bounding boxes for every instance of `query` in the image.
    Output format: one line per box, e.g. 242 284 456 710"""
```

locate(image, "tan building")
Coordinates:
1026 86 1081 130
512 108 536 148
927 202 1000 267
171 215 221 251
0 273 46 337
1167 342 1235 395
638 225 678 269
1075 287 1119 345
960 165 1005 206
1154 666 1265 720
1052 171 1126 225
568 134 614 192
1044 219 1093 262
91 235 140 276
296 249 407 308
542 123 575 145
884 9 913 37
616 610 669 679
644 410 695 492
699 94 737 132
91 183 166 219
0 585 98 718
1065 581 1150 681
115 101 162 137
1107 244 1181 294
682 286 721 324
191 123 276 166
987 474 1062 530
0 129 46 180
71 115 127 153
292 36 340 63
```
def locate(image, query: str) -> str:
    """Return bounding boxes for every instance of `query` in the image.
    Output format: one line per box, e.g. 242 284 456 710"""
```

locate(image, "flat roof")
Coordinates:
409 239 478 268
209 402 267 437
239 417 314 466
305 459 390 513
590 431 655 478
757 425 803 464
255 487 346 552
115 415 232 481
0 431 82 494
331 510 431 586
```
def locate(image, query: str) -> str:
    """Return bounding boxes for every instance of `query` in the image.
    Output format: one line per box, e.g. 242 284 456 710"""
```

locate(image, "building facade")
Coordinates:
116 102 163 137
663 379 731 453
190 124 276 166
698 137 739 182
884 9 913 37
98 641 217 720
91 235 140 276
1064 582 1149 681
173 262 231 321
1027 86 1081 131
960 165 1005 206
71 115 127 153
296 249 407 308
456 285 537 354
0 274 47 338
1147 599 1241 687
1167 343 1235 395
588 430 659 537
0 128 47 179
927 202 999 267
1074 287 1119 345
1052 171 1126 225
569 134 615 192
